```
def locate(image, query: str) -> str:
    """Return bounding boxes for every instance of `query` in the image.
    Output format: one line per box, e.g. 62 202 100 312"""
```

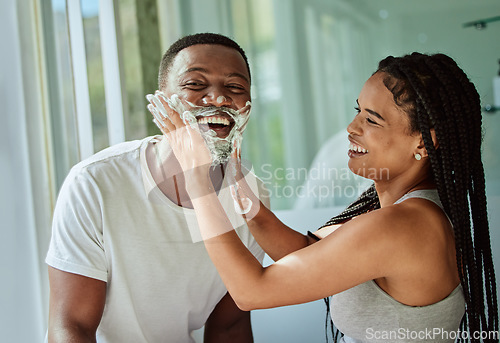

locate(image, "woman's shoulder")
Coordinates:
391 196 452 238
358 199 458 305
340 198 453 259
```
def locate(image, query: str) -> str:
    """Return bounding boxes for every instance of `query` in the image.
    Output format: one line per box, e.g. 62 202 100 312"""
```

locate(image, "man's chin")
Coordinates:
209 142 233 166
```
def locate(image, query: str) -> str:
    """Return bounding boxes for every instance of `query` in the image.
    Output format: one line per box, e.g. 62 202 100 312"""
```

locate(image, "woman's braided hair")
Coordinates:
321 52 498 342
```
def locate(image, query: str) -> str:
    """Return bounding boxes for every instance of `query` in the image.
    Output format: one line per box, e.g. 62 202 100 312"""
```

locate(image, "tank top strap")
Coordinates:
394 189 452 226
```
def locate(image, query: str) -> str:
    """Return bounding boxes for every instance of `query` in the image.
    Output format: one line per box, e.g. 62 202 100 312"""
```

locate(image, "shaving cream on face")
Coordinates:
159 93 253 215
159 93 252 165
146 92 255 220
147 92 254 215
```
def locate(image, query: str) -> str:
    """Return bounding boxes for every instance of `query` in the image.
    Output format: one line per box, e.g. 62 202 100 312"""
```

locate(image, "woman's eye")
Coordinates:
355 105 379 125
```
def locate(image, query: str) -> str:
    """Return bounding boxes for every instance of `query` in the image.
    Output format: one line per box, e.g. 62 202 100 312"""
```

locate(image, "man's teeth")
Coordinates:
198 116 230 126
349 142 368 153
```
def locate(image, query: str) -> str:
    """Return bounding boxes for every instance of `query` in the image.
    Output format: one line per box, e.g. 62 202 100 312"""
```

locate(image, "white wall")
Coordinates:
252 207 345 342
0 1 47 342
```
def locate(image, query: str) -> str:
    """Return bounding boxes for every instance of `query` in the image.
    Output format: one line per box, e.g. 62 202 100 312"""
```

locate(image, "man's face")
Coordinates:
162 44 252 165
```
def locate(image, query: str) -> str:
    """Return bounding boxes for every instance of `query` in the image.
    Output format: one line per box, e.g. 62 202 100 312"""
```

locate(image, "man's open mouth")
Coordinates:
197 114 235 138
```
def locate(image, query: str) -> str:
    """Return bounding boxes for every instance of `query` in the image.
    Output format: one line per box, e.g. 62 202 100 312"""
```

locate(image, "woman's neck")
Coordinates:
375 177 436 207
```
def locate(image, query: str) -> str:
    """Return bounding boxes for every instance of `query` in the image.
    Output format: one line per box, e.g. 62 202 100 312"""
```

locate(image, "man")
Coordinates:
46 33 267 342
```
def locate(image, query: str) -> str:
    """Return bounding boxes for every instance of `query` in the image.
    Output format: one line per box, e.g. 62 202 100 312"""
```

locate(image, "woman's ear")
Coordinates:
415 129 439 159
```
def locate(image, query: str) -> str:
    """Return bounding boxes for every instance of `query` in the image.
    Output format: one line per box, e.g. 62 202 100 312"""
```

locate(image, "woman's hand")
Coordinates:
226 144 264 219
146 92 213 191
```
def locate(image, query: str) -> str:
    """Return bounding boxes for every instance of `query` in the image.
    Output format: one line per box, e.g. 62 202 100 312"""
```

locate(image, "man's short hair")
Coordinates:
158 33 251 90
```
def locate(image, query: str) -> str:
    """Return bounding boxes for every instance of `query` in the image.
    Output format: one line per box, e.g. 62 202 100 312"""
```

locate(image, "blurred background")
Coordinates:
1 0 499 342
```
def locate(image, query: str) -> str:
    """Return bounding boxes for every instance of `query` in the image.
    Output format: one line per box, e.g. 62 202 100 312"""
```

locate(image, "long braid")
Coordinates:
439 55 496 339
394 59 483 337
319 184 380 228
320 53 497 342
424 57 484 338
412 58 483 334
379 53 498 341
452 59 498 334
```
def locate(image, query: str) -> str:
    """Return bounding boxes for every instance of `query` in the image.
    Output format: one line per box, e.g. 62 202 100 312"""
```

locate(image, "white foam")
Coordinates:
147 92 254 215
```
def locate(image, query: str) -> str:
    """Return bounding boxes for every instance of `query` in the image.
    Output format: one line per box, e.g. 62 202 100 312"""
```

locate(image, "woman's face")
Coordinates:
346 72 421 182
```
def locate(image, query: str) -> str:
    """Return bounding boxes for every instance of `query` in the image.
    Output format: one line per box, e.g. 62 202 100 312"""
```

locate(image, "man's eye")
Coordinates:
227 84 245 91
366 117 377 124
184 82 205 88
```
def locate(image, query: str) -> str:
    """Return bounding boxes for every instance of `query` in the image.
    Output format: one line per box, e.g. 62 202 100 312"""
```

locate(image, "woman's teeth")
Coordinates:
197 116 230 126
349 142 368 153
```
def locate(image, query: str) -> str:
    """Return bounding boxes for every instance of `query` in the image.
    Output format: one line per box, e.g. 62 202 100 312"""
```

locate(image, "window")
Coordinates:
31 1 500 341
44 0 500 211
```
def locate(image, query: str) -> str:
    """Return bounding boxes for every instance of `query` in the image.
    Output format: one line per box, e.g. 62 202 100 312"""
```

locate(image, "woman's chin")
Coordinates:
347 165 374 181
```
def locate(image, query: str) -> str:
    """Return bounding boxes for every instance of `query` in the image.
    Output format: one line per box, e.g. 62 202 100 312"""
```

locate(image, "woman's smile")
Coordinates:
348 139 369 158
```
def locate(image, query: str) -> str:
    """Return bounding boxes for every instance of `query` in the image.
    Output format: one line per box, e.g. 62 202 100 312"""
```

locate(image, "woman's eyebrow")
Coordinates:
356 100 385 121
366 109 385 121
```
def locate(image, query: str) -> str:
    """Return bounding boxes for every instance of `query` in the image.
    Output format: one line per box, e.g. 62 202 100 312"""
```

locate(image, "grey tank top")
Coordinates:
330 189 465 343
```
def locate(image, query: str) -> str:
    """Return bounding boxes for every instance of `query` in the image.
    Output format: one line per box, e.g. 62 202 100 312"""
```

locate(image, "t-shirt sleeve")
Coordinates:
45 168 108 282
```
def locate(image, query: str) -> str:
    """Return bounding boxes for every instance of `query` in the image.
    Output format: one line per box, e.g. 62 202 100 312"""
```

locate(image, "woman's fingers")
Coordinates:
146 92 191 132
236 101 252 133
159 93 187 129
146 91 205 143
147 94 176 134
146 91 214 171
148 104 170 134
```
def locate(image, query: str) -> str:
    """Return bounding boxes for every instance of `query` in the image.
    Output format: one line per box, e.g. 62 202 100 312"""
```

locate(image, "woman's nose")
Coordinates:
347 115 362 135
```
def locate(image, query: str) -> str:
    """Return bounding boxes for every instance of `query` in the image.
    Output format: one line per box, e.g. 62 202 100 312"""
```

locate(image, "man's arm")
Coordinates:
47 267 106 343
204 292 253 343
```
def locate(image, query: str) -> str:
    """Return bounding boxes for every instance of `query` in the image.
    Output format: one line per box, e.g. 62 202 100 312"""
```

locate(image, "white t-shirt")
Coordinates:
46 136 267 342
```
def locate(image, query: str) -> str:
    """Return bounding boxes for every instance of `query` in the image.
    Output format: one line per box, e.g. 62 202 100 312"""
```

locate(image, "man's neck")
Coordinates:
146 137 226 208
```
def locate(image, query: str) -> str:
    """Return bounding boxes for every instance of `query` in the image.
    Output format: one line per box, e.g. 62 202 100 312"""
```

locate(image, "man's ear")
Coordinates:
416 129 439 158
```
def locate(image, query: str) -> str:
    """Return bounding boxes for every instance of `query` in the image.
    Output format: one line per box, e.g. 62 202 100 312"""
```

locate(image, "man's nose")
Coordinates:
202 89 233 107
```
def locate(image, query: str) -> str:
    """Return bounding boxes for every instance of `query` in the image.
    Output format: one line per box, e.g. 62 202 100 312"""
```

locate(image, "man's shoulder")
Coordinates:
71 137 151 175
59 137 153 193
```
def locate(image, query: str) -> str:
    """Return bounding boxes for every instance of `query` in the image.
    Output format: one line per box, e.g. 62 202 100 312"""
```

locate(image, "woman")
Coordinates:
150 53 498 342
